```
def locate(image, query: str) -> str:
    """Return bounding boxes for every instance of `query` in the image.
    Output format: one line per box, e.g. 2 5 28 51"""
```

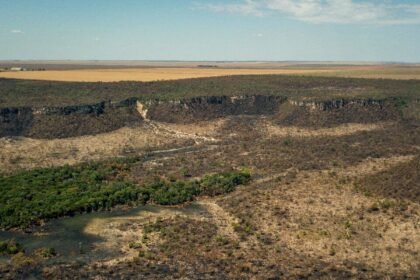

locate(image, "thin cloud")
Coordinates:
10 29 23 33
195 0 265 16
199 0 420 25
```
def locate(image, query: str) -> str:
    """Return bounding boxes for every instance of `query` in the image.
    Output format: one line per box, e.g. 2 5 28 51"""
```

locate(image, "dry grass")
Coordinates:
1 65 420 82
1 64 420 280
0 120 223 171
1 111 418 278
0 68 332 82
264 121 390 138
82 206 194 265
217 155 419 277
82 201 239 265
0 118 388 172
74 155 418 278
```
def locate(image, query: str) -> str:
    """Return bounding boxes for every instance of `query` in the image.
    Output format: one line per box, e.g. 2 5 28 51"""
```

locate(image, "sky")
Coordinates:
1 0 420 62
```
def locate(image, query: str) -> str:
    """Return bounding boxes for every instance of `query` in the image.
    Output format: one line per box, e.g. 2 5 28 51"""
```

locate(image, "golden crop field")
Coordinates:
1 65 420 82
0 68 331 82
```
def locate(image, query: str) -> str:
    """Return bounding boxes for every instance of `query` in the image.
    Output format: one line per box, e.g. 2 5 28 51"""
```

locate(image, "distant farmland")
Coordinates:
1 65 420 82
0 68 331 82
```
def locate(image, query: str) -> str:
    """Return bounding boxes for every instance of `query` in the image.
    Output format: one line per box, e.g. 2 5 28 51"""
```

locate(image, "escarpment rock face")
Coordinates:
288 98 385 111
0 99 143 139
0 95 402 138
0 107 33 137
142 95 397 126
33 102 106 116
280 98 398 127
144 95 288 123
136 101 149 120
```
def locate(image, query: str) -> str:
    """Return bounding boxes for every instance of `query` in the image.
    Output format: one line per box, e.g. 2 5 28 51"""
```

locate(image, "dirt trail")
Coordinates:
196 200 240 239
0 119 221 171
144 121 218 144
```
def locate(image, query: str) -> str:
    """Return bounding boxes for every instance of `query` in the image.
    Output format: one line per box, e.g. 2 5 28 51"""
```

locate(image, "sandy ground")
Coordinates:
0 120 223 171
264 122 390 138
0 119 389 172
82 200 240 265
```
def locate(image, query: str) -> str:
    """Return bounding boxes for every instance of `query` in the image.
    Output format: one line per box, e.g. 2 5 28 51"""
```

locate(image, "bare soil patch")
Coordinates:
0 119 225 172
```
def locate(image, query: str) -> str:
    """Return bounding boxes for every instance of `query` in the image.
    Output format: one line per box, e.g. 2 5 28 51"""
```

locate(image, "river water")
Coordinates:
0 203 205 265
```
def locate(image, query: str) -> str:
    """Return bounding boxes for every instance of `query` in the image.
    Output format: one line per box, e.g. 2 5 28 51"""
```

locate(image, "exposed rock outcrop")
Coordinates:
0 99 143 139
144 95 288 123
136 101 149 120
0 107 33 137
280 98 398 127
288 99 385 111
0 95 403 138
33 102 106 116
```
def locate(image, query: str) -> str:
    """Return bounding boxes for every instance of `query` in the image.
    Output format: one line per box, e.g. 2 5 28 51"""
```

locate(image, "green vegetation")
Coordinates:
0 239 24 255
128 242 142 249
200 170 251 196
0 159 250 229
146 180 201 205
0 160 142 228
1 75 420 107
233 221 255 239
143 170 251 206
394 97 409 114
36 247 57 259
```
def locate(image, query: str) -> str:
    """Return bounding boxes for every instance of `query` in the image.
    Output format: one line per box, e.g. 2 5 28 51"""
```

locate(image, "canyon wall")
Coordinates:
0 95 404 138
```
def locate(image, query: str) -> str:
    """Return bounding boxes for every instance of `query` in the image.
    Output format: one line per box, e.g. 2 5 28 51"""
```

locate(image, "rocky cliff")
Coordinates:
142 95 288 123
0 95 402 138
280 98 399 127
0 107 33 137
0 99 142 139
288 98 385 111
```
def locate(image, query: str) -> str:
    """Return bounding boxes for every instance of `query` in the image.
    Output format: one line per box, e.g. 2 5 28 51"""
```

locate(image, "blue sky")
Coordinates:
1 0 420 62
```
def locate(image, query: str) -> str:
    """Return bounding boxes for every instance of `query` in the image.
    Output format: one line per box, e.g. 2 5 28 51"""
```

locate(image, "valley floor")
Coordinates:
1 112 419 279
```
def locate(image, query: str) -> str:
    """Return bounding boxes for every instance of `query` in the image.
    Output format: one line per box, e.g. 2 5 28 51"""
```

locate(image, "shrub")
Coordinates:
200 170 251 196
0 162 144 228
146 170 251 205
0 160 251 229
35 247 57 259
149 180 201 205
0 239 24 255
128 242 142 249
11 252 35 268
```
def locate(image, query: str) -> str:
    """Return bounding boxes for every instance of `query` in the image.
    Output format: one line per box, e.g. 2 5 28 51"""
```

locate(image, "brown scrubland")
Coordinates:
0 73 419 279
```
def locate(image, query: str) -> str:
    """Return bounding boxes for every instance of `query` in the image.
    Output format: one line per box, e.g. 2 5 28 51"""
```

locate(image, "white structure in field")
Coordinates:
10 67 26 71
